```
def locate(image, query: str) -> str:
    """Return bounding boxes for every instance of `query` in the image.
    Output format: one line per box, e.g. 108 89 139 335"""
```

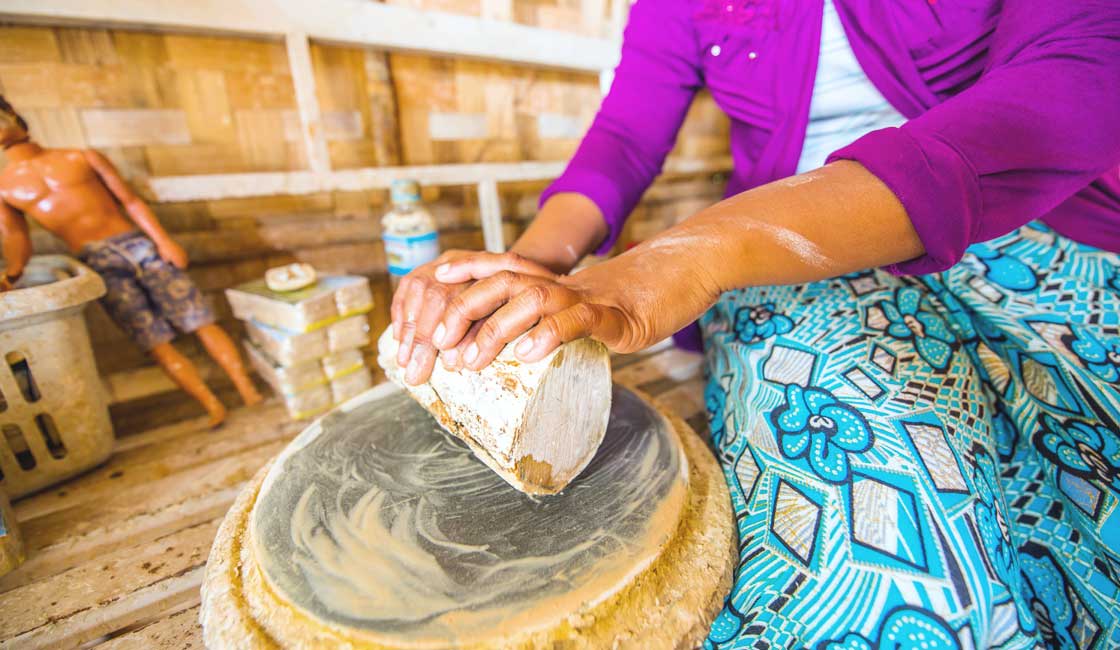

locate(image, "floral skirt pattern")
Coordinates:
699 223 1120 649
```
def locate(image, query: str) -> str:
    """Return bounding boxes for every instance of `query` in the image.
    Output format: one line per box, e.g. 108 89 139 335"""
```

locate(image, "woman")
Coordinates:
391 0 1120 647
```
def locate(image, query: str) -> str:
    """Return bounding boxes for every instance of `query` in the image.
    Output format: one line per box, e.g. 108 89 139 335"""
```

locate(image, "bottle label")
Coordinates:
383 231 439 276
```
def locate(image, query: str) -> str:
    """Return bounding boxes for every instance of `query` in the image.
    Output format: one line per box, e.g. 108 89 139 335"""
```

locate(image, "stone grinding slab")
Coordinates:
201 383 736 649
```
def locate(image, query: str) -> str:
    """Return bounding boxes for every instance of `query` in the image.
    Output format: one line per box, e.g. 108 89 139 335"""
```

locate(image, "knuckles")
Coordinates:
476 319 506 347
568 302 601 329
444 295 471 320
523 284 554 311
490 270 520 288
501 251 527 267
422 282 452 303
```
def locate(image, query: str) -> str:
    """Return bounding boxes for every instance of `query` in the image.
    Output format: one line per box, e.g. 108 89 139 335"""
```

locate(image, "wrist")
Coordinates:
509 242 579 275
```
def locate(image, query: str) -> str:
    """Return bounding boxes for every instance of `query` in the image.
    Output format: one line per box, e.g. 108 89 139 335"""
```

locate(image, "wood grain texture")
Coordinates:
378 329 612 494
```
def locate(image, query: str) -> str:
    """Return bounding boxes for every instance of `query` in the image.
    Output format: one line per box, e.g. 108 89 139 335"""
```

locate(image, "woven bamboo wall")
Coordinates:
0 20 729 431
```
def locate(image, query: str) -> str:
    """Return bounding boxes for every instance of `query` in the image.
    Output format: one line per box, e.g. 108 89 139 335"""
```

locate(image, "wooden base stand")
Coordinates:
200 387 735 649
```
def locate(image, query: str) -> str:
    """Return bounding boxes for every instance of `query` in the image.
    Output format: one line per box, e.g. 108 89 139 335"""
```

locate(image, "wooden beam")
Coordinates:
476 179 504 252
0 0 619 72
146 156 732 202
285 32 331 174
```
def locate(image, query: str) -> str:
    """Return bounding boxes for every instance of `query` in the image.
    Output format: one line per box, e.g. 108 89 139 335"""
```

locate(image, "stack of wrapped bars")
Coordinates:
225 275 375 419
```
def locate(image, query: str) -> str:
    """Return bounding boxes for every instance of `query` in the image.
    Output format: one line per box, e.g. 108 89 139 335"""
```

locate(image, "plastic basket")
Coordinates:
0 256 112 498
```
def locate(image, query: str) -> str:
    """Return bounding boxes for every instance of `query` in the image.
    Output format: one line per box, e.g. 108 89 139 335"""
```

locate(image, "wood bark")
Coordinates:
376 327 611 494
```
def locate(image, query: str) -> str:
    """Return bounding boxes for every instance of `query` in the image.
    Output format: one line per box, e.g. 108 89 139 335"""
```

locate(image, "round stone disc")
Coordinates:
248 384 689 647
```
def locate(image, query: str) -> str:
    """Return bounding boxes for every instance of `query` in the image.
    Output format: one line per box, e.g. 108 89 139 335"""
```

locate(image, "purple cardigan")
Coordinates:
542 0 1120 275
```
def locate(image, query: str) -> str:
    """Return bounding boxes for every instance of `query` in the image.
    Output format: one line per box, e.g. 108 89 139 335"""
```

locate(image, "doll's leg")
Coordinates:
194 323 262 406
89 256 227 427
149 341 226 427
132 243 262 407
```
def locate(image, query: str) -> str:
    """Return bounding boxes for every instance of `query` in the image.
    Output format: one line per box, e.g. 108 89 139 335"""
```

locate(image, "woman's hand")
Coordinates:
427 248 721 372
390 249 504 384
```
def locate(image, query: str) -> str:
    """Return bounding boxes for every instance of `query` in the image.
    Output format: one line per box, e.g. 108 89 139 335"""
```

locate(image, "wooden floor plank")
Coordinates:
0 486 239 593
0 428 287 591
19 435 282 549
15 403 296 523
93 605 203 650
0 520 217 640
0 567 204 650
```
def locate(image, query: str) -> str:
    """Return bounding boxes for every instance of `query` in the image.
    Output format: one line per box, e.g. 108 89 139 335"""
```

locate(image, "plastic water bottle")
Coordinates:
382 179 439 289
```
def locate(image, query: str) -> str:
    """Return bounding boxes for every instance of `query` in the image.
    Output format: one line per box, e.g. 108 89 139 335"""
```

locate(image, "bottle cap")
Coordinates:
390 179 421 205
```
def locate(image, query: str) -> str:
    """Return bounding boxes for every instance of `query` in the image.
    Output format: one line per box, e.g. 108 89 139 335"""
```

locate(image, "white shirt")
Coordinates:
796 0 906 174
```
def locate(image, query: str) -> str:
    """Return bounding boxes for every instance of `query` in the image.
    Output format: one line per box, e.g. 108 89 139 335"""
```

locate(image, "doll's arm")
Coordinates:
0 200 31 289
83 149 188 268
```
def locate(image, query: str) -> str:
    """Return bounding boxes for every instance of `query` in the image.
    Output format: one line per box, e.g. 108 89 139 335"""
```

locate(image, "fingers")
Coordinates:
402 281 461 384
435 270 547 351
460 283 580 371
390 250 464 342
442 320 483 371
434 251 555 284
404 338 439 386
517 303 628 362
395 276 426 367
389 283 404 340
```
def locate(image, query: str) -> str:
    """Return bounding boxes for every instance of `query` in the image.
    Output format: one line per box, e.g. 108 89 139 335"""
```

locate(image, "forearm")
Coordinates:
2 236 31 279
425 161 924 364
0 205 31 280
628 160 923 298
123 200 174 246
510 192 608 274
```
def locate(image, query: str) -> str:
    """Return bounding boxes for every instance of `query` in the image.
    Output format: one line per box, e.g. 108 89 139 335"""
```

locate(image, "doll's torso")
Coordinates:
0 147 135 252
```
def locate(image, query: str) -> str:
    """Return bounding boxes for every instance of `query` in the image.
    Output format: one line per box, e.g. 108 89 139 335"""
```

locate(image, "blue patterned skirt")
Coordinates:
700 223 1120 649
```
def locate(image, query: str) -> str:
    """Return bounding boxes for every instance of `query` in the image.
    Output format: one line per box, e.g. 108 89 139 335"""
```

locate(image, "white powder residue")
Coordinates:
641 221 831 270
749 221 832 269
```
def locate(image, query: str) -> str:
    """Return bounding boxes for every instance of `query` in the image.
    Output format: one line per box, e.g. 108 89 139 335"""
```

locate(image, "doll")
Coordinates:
0 95 260 426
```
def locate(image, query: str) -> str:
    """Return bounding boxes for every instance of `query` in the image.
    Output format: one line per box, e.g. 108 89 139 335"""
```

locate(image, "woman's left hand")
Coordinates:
428 248 719 370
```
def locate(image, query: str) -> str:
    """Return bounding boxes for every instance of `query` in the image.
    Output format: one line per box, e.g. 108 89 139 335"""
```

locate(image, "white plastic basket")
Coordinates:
0 256 112 498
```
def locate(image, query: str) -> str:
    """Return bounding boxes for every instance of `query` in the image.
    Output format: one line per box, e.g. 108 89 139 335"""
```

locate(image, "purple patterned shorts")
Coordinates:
79 231 214 350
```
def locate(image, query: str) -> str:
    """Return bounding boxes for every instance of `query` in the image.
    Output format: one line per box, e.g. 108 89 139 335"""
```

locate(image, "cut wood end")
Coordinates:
377 327 612 495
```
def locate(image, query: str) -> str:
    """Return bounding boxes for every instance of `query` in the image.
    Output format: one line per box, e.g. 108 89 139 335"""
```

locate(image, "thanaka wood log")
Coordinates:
377 327 611 494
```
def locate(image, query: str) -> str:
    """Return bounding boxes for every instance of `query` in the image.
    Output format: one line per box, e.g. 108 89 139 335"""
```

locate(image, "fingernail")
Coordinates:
406 309 416 323
405 357 422 384
464 343 479 365
515 336 535 358
433 322 447 346
435 263 451 279
397 330 413 365
442 348 458 369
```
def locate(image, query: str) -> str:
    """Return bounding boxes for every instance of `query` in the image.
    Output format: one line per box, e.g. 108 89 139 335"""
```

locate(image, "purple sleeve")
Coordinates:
540 0 702 255
828 0 1120 275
